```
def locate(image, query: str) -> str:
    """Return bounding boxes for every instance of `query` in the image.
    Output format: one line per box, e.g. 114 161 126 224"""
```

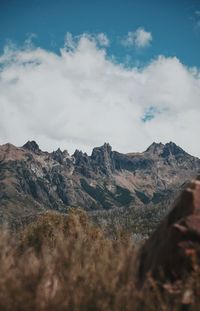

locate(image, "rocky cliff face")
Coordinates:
0 140 200 224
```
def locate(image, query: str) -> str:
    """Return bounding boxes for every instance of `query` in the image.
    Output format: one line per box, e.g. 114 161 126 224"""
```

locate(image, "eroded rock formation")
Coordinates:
137 177 200 286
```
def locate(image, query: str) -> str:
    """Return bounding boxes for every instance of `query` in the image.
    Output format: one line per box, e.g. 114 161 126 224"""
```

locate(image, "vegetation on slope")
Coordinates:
0 209 199 310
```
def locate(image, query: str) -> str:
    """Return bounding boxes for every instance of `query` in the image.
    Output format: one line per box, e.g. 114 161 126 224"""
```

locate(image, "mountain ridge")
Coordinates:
0 140 200 226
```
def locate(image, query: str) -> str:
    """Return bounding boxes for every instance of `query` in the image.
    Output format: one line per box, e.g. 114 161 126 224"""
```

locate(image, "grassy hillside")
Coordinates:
0 209 199 310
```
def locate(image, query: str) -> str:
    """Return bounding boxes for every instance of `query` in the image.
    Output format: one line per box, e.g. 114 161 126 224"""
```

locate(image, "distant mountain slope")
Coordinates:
0 140 200 225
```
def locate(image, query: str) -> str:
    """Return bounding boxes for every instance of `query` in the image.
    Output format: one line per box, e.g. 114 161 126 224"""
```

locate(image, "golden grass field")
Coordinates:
0 209 199 311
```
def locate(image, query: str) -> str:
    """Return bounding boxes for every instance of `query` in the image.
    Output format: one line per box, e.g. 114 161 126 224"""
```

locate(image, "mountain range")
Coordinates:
0 140 200 231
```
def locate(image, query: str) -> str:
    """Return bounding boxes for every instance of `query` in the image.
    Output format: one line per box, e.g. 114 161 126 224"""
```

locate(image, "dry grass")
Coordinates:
0 209 199 311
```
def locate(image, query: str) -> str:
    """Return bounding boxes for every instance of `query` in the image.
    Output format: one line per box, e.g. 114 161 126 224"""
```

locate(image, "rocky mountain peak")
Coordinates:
52 148 70 164
73 149 88 159
91 143 114 174
72 150 92 177
161 141 186 158
145 141 187 159
102 142 112 153
23 141 41 154
91 143 112 159
145 142 164 155
73 149 90 166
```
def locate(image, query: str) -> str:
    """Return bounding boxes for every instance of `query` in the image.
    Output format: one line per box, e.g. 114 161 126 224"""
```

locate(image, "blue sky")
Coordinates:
0 0 200 156
1 0 200 67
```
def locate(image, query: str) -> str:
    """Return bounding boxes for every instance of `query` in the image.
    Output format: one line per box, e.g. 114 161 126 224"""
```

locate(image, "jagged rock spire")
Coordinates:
91 143 114 174
23 141 41 153
145 141 187 158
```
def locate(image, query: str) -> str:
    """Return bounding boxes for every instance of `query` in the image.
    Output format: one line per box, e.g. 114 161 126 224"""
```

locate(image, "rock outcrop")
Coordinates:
137 177 200 286
91 143 115 175
23 140 41 154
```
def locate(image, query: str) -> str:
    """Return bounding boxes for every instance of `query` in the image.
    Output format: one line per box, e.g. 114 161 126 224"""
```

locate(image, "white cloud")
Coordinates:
195 10 200 17
97 33 110 47
64 32 76 50
0 33 200 157
122 27 152 48
194 11 200 29
64 32 109 51
196 20 200 28
134 28 152 47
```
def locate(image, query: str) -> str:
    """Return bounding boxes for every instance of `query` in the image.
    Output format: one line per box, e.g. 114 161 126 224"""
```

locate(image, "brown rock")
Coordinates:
137 177 200 287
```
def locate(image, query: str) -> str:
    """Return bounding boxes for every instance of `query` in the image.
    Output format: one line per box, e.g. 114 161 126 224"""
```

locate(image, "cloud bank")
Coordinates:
0 33 200 156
